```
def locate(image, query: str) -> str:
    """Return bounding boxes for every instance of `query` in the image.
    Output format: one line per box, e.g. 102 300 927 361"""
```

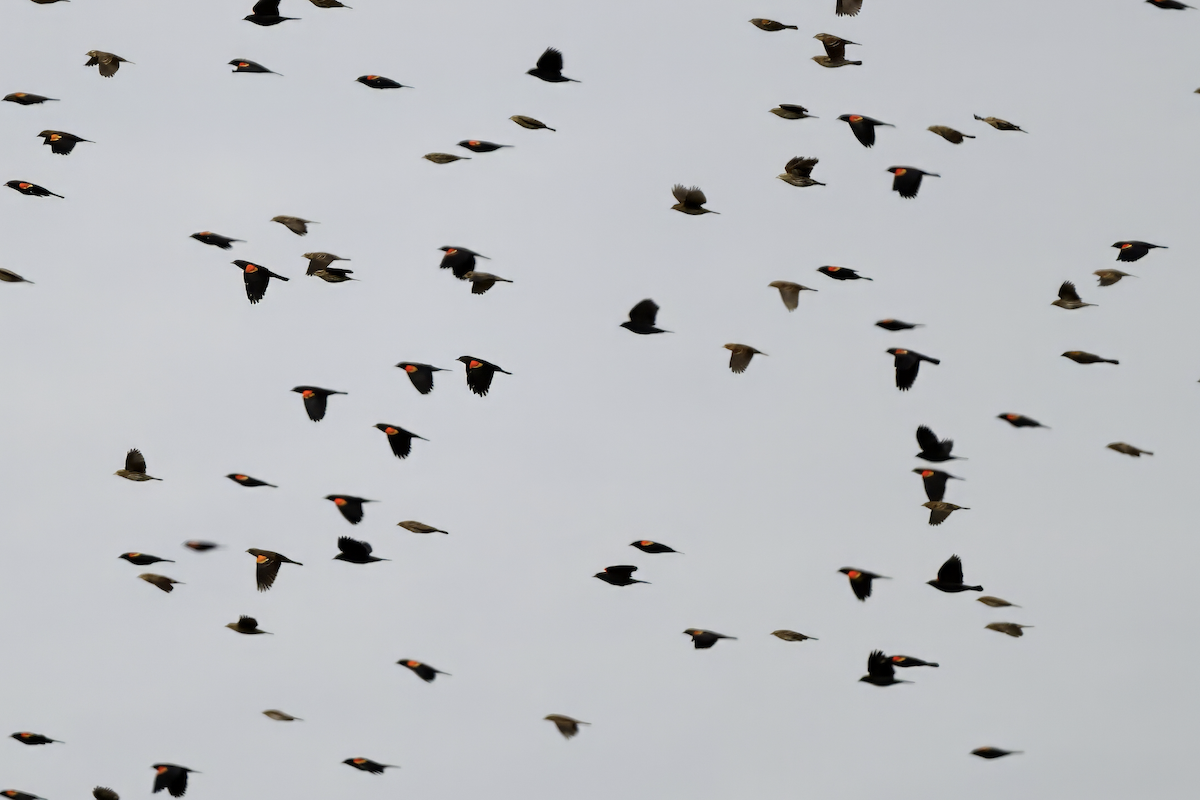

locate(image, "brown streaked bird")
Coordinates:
458 140 512 153
818 265 872 281
247 548 303 591
769 281 816 312
374 424 426 459
139 574 182 593
777 156 825 187
769 104 817 120
927 554 983 593
85 51 132 77
923 501 969 526
93 788 119 800
889 655 939 668
326 494 376 524
889 349 940 391
151 765 196 798
0 269 33 284
396 362 446 395
928 125 974 144
684 629 736 649
876 319 921 331
226 473 276 487
463 271 513 294
424 152 469 164
527 47 578 82
630 540 680 554
510 115 555 131
750 18 798 31
262 710 302 721
594 565 648 586
977 596 1019 608
839 568 889 601
544 715 590 739
837 0 864 16
6 181 63 198
271 215 316 236
334 536 388 564
1112 240 1166 262
37 130 92 155
724 343 766 374
190 231 243 249
184 540 219 552
457 356 511 396
971 747 1023 759
343 758 396 774
10 733 62 745
226 615 270 635
998 413 1047 428
860 650 910 687
291 386 346 421
229 59 280 75
916 426 964 462
1108 442 1153 457
813 33 861 67
1051 281 1095 309
120 552 174 566
974 114 1027 132
1094 269 1134 286
4 92 59 104
1062 350 1118 365
439 246 488 279
398 520 448 534
771 630 817 642
671 184 718 215
838 114 893 147
621 299 670 334
398 659 449 683
233 260 289 304
115 448 162 481
887 167 939 198
303 251 350 275
986 622 1032 637
245 0 299 25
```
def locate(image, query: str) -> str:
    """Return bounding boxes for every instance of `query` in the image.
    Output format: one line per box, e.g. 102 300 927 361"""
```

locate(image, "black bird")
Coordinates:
374 424 427 459
6 180 63 198
927 554 983 593
290 386 345 421
458 140 512 153
915 425 964 462
232 260 288 304
630 540 681 554
396 362 446 395
120 552 174 566
1 792 45 800
913 468 962 502
245 0 298 25
1112 241 1166 262
356 75 408 89
334 536 388 564
971 747 1023 759
888 348 940 390
343 758 397 774
876 319 922 331
226 473 276 487
818 266 872 281
838 568 888 601
326 494 375 524
247 549 302 592
37 130 92 155
151 765 197 798
230 59 280 74
457 356 511 396
439 246 488 279
10 733 62 745
398 659 449 683
997 413 1047 428
683 629 736 649
837 114 894 147
621 299 670 334
889 655 939 668
887 167 939 198
4 92 59 105
191 231 243 249
860 650 910 686
527 47 578 82
594 565 648 586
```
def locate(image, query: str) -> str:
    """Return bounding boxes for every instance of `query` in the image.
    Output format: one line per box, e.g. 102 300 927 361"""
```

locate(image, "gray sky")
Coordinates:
2 0 1198 797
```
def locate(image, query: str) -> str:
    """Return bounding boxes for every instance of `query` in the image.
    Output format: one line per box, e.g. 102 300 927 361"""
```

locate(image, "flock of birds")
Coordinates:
2 0 1194 798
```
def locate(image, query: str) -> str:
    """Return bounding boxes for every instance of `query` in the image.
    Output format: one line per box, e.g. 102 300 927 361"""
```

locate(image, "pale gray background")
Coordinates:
1 0 1198 797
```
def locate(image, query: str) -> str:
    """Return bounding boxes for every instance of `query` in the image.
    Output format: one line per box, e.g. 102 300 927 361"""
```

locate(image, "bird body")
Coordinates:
927 554 982 593
115 448 161 481
978 596 1019 608
594 565 648 586
510 115 555 131
1112 241 1165 262
463 271 512 294
819 265 872 281
398 520 449 534
457 356 511 396
263 709 302 721
545 715 589 738
986 622 1032 637
622 299 669 333
85 51 132 77
226 615 271 634
6 180 64 198
398 659 449 682
191 231 243 249
527 47 578 82
271 215 316 235
11 732 62 745
915 425 963 462
439 246 488 279
245 0 298 25
813 34 861 67
889 349 940 390
396 362 446 394
671 184 718 214
777 156 825 187
1052 281 1095 309
923 501 969 526
139 574 182 593
1062 350 1118 365
684 629 736 649
771 630 817 642
769 281 815 311
972 747 1023 758
998 413 1047 428
325 495 376 524
356 75 407 89
839 568 888 601
750 18 798 31
4 92 59 105
928 125 974 144
1108 442 1153 457
889 655 939 668
230 59 280 75
343 758 397 774
374 424 426 459
291 386 345 421
247 548 302 591
769 104 816 120
860 650 910 686
233 260 289 304
887 167 939 198
1094 269 1134 286
37 130 92 155
152 764 197 797
838 114 893 147
0 269 33 284
227 473 276 487
974 114 1027 132
334 536 388 563
724 343 766 373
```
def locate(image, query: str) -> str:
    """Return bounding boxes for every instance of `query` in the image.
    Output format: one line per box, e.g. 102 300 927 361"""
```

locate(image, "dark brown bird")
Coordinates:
4 92 58 105
913 468 962 502
85 51 132 77
923 501 969 526
10 733 62 745
724 343 766 374
93 789 119 800
398 659 449 683
594 565 648 586
889 348 940 390
860 650 910 687
630 540 680 554
998 413 1047 428
151 765 196 797
262 710 302 721
889 655 939 668
233 260 288 304
771 630 817 641
972 747 1023 759
291 386 346 421
916 426 964 462
37 130 92 155
439 246 488 279
334 536 388 564
463 271 512 294
986 622 1032 637
777 157 825 187
622 299 670 333
115 448 161 481
818 265 872 281
191 231 243 249
671 184 718 214
271 215 316 235
326 495 375 524
1052 281 1095 310
120 552 174 566
226 473 276 487
343 758 396 774
396 362 446 395
6 181 63 198
837 114 893 147
458 140 511 153
510 115 554 131
527 47 578 82
457 356 511 396
927 554 982 593
374 424 427 459
769 104 816 120
303 252 351 278
423 153 469 164
1107 442 1153 457
887 167 939 198
978 596 1019 608
813 33 862 67
750 18 798 31
1062 350 1118 365
397 520 448 534
1112 241 1166 262
245 0 298 25
356 75 408 89
769 281 816 311
184 540 219 552
0 269 33 284
974 114 1027 132
875 319 921 331
544 715 590 739
684 629 736 649
247 549 302 591
928 125 974 144
230 59 280 75
226 615 270 634
837 0 863 16
838 568 889 601
1094 269 1134 286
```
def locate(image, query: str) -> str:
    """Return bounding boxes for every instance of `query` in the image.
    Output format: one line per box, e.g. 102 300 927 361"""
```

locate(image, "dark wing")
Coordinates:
671 184 689 204
339 499 366 524
866 650 893 680
785 157 817 178
386 428 414 458
779 104 808 113
850 119 875 147
338 536 372 559
729 349 752 374
922 471 948 502
684 186 708 207
240 615 259 628
244 267 270 304
893 170 922 198
895 353 920 390
915 426 939 453
822 38 847 60
126 448 148 472
1058 281 1081 302
938 555 965 584
927 506 950 526
604 565 638 579
850 574 872 600
536 47 564 73
466 365 495 396
252 0 281 14
401 364 436 394
628 299 659 325
256 557 280 591
837 0 864 16
303 392 328 421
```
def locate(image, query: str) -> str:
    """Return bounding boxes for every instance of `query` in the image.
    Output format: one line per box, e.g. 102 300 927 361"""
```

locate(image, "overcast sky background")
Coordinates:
2 0 1198 797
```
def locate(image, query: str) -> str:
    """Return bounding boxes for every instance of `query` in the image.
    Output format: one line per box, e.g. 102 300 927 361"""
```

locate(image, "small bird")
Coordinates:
818 266 872 281
928 125 974 144
184 540 220 552
139 574 182 593
308 0 351 6
887 167 939 198
1112 241 1166 262
769 104 816 120
997 413 1047 428
395 363 446 395
1094 269 1134 286
398 520 449 534
544 715 590 739
1062 350 1118 365
226 473 276 487
684 629 736 649
1107 442 1153 457
860 650 910 687
271 215 316 236
510 115 555 131
226 615 270 635
10 733 62 745
813 33 861 67
6 181 63 198
927 554 983 593
303 252 351 277
115 448 162 481
977 596 1019 608
724 343 766 374
424 153 469 164
594 565 648 586
889 349 941 391
334 536 388 564
247 548 303 591
356 75 408 89
120 552 174 566
463 271 513 294
837 114 894 147
915 426 964 462
771 630 817 642
837 0 863 16
923 501 969 526
151 765 197 797
4 92 58 105
93 788 119 800
439 246 489 279
974 114 1027 132
343 758 397 774
1052 281 1095 310
768 281 816 311
0 269 33 284
527 47 578 82
263 710 302 721
889 655 939 668
37 130 92 155
398 659 449 683
971 747 1023 759
326 495 376 525
291 386 346 421
85 51 132 77
630 540 680 554
230 59 280 75
671 184 718 215
458 140 511 153
777 157 825 187
750 18 798 30
838 568 889 601
457 356 511 396
233 260 289 304
374 424 426 459
191 231 243 249
1 792 46 800
875 319 921 331
245 0 298 25
986 622 1032 638
621 299 670 334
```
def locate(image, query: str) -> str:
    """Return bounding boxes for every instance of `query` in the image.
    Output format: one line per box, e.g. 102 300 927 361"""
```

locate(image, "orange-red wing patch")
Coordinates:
849 115 862 122
235 475 248 481
1120 243 1132 249
847 570 861 579
406 660 420 667
468 140 480 146
891 656 906 662
468 360 482 369
895 349 908 355
827 266 840 271
353 758 366 764
50 134 61 141
18 183 32 190
921 470 933 477
366 75 378 80
256 555 268 563
128 552 141 557
18 733 31 738
385 427 398 435
334 497 347 506
404 364 417 373
14 93 26 98
156 766 169 774
302 390 314 398
894 168 907 176
245 264 258 273
198 231 211 236
1006 414 1017 420
238 62 249 67
640 540 652 546
446 248 457 255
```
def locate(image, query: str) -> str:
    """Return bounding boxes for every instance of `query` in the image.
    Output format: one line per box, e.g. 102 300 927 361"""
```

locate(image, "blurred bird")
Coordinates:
986 622 1032 637
978 596 1019 608
84 51 132 77
458 140 511 153
396 363 446 395
544 715 590 739
997 413 1047 428
263 710 302 721
671 184 718 214
226 615 270 635
308 0 351 6
226 473 276 487
838 114 894 147
139 574 182 593
151 765 196 797
120 553 173 566
374 424 426 459
813 34 861 67
1062 351 1118 365
1 792 45 800
271 215 316 235
1112 241 1166 262
1094 269 1134 286
876 319 921 331
887 167 939 198
184 540 220 552
230 59 279 74
622 299 670 334
398 520 448 534
923 501 969 526
594 565 648 586
527 47 578 82
356 75 408 89
630 540 680 554
511 115 555 132
245 0 298 25
398 660 449 683
115 449 161 481
343 758 396 774
927 554 983 593
424 153 468 164
915 426 964 462
889 349 940 390
463 271 512 294
750 18 798 30
860 650 910 686
4 92 58 104
974 114 1027 132
771 630 817 641
334 536 388 564
10 733 61 745
93 789 118 800
325 495 375 524
37 130 91 155
928 125 974 143
1052 281 1095 309
818 265 872 281
303 252 350 276
6 181 63 198
439 246 488 279
769 104 816 120
724 343 766 374
889 655 939 668
233 260 289 304
838 568 889 601
1107 442 1153 457
777 157 825 187
0 269 33 284
190 231 242 249
457 356 511 396
769 281 816 311
972 747 1023 759
684 629 736 649
247 549 302 591
837 0 863 16
291 386 346 421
